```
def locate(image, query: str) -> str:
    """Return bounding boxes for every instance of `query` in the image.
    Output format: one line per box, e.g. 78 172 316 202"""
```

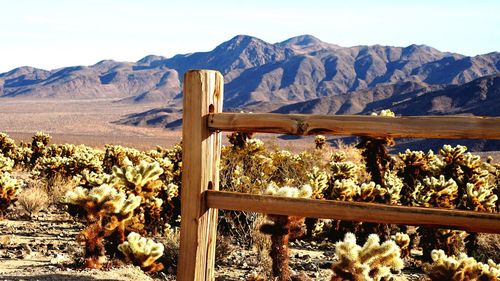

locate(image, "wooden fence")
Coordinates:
177 69 500 281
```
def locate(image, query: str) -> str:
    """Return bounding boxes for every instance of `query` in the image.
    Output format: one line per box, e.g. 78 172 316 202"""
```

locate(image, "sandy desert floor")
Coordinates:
0 98 322 152
0 98 182 150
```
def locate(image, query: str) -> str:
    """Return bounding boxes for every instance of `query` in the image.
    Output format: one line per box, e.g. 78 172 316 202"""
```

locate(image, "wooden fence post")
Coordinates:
177 70 223 281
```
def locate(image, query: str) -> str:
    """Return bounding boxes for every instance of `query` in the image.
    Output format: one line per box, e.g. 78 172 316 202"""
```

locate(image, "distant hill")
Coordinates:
1 35 498 108
116 74 500 132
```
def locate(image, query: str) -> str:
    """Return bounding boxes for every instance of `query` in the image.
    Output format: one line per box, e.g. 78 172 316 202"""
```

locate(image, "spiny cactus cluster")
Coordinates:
0 153 14 173
0 170 23 218
118 232 164 273
330 232 404 281
64 184 142 268
260 184 312 281
315 135 327 150
424 249 500 281
1 128 500 276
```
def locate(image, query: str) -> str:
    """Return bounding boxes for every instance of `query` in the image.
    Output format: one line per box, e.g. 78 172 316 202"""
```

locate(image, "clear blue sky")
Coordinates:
1 0 498 73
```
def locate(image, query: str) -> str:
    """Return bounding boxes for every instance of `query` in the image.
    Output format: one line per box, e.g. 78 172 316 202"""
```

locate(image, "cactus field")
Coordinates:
0 128 500 280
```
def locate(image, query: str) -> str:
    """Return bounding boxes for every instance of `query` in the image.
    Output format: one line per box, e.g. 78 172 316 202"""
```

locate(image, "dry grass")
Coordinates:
251 214 272 278
45 175 77 205
476 233 500 263
16 185 50 217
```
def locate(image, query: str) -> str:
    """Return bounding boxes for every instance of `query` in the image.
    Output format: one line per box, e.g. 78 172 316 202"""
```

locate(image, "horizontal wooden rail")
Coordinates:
209 113 500 139
206 190 500 234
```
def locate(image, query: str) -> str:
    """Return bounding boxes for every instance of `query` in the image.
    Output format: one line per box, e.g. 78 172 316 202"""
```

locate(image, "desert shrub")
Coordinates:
16 184 50 217
158 223 180 273
330 232 404 281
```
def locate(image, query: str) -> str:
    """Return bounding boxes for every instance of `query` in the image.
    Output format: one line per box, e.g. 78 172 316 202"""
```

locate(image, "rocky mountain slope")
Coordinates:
1 35 498 109
115 74 500 131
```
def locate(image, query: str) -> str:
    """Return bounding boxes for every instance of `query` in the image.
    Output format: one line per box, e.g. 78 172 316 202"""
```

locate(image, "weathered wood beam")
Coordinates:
209 113 500 139
206 190 500 234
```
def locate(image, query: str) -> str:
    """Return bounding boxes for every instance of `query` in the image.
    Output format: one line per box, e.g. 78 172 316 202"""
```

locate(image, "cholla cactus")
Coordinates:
463 183 497 212
0 133 18 160
74 171 113 189
0 153 14 173
112 159 164 198
356 110 396 189
359 182 386 203
118 232 164 273
30 131 51 165
330 232 404 281
330 161 359 181
412 176 458 208
264 183 312 198
424 249 500 280
112 159 166 234
260 184 312 281
384 171 403 205
33 144 104 179
393 232 411 259
315 135 327 150
64 184 141 268
307 166 329 199
0 172 23 218
329 179 360 201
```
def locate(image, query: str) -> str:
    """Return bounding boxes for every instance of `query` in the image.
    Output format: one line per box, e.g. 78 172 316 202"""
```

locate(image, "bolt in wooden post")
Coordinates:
177 70 223 281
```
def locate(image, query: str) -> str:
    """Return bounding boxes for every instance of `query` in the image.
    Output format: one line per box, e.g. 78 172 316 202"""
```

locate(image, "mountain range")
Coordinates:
1 34 499 144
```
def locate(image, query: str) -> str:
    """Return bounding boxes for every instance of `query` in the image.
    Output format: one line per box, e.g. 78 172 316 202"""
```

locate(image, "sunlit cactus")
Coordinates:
315 135 327 150
307 166 329 199
103 145 152 173
330 232 404 281
46 143 77 157
329 179 360 201
74 170 113 189
0 172 23 218
393 232 411 259
331 151 347 162
118 232 164 273
412 175 458 208
356 110 396 190
0 133 18 160
463 183 497 212
30 131 51 165
0 153 14 173
64 184 141 268
358 181 386 203
424 249 500 281
330 161 359 181
440 145 468 164
112 159 164 198
384 171 403 205
260 184 312 281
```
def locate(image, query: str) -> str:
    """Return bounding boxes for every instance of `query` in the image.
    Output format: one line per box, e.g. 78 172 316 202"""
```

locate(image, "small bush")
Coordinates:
16 185 50 217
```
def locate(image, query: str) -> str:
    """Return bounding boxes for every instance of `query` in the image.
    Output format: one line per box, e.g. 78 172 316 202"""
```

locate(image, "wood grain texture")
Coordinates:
177 70 223 281
209 113 500 139
206 190 500 234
